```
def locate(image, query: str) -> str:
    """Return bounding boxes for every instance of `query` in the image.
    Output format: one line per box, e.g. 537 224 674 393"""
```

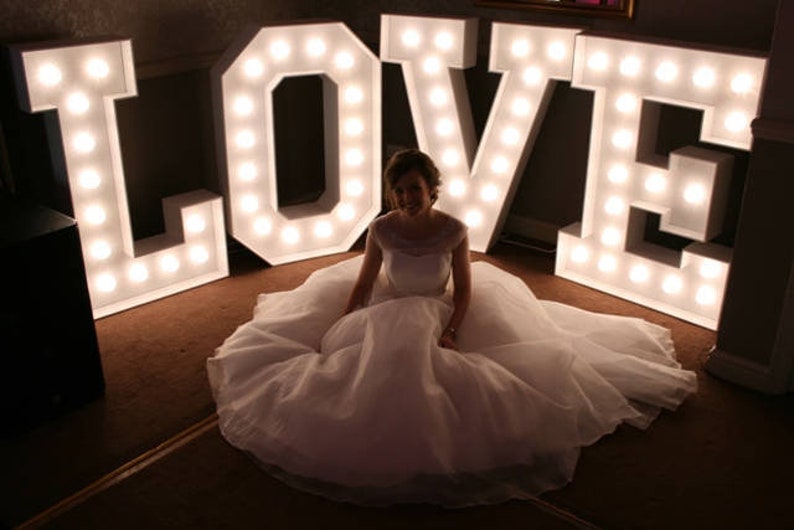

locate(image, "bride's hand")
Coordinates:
439 329 458 350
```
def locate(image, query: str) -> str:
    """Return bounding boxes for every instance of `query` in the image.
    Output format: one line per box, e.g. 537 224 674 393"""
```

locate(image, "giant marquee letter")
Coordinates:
555 34 766 329
11 39 228 319
213 22 381 265
381 15 582 252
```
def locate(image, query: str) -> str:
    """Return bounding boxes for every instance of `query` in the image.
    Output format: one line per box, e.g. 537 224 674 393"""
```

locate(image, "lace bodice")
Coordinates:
369 211 467 296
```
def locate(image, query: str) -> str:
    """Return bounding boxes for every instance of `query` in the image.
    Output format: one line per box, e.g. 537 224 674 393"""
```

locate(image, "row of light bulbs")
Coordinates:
567 244 722 306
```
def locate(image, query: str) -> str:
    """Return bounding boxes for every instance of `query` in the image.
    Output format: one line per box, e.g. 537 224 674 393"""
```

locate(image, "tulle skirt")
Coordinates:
207 257 696 506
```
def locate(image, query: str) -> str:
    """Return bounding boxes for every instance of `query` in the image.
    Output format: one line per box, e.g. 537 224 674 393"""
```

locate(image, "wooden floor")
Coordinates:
3 242 793 529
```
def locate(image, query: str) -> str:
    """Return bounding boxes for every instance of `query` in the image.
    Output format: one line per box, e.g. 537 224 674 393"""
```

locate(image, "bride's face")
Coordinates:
392 170 435 217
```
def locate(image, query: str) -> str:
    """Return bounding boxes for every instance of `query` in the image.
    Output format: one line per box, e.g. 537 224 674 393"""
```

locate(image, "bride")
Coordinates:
207 149 697 507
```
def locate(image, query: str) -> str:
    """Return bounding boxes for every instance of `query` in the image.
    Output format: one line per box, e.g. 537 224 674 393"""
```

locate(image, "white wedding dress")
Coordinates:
207 212 697 507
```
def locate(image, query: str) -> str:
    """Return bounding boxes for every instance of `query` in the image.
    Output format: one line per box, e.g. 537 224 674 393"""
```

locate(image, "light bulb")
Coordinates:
335 51 355 70
441 149 460 167
243 58 264 78
306 38 327 57
662 275 683 294
480 184 499 202
522 66 543 86
571 246 589 264
344 86 363 104
501 126 521 146
86 58 110 79
644 173 667 193
434 32 453 51
699 259 722 279
422 57 441 75
38 63 62 86
402 29 421 48
235 130 255 149
67 92 90 114
233 96 254 116
724 112 748 133
683 183 707 204
601 227 622 246
314 221 333 238
511 97 531 117
448 179 467 197
615 93 638 114
338 203 356 221
91 240 112 260
128 263 149 283
696 285 717 305
96 273 117 293
655 61 678 83
429 87 448 106
238 162 257 182
547 41 567 61
190 245 210 264
604 196 625 215
730 73 753 94
160 255 180 273
186 214 207 234
344 118 364 136
281 226 300 245
619 56 641 77
629 264 649 283
598 255 617 272
464 210 483 228
253 217 272 236
608 164 629 184
270 40 291 60
84 205 107 225
491 156 509 174
73 132 96 153
511 39 530 58
692 67 716 88
345 148 364 167
345 179 365 197
240 194 259 213
588 52 609 72
611 129 634 149
79 169 101 189
436 118 454 137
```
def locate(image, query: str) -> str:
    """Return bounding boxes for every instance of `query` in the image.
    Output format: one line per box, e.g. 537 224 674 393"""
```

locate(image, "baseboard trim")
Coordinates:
704 348 788 395
504 214 560 246
16 414 219 529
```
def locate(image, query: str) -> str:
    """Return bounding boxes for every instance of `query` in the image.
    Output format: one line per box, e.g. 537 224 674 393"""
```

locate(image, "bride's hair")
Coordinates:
383 148 442 208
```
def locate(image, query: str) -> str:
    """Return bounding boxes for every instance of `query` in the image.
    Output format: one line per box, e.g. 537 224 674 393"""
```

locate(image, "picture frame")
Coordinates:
476 0 635 19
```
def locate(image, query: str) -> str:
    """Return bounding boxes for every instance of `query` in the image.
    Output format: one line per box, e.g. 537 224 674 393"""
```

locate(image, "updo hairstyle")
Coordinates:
382 149 442 209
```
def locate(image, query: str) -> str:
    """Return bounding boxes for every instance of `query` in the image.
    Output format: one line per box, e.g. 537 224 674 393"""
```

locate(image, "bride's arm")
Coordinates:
344 232 383 314
440 236 471 349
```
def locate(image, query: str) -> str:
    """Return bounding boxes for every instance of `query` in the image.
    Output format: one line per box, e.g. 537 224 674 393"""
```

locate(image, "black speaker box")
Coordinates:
1 195 104 434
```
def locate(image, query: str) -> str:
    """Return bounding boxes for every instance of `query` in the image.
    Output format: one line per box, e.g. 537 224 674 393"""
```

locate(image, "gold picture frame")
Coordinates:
476 0 635 19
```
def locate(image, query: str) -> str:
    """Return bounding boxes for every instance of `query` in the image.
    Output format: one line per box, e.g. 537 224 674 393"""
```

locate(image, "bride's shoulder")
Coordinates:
436 211 466 233
434 211 467 247
371 211 398 231
369 211 398 243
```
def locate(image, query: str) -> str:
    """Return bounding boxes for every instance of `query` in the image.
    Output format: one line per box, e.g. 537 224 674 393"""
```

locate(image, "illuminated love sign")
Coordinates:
11 40 228 318
554 34 766 329
381 15 581 252
11 18 766 329
212 22 382 265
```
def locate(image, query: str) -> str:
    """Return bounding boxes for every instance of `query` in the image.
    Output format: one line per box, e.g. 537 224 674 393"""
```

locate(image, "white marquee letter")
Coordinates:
12 40 228 319
381 15 581 251
555 34 766 329
213 22 381 265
